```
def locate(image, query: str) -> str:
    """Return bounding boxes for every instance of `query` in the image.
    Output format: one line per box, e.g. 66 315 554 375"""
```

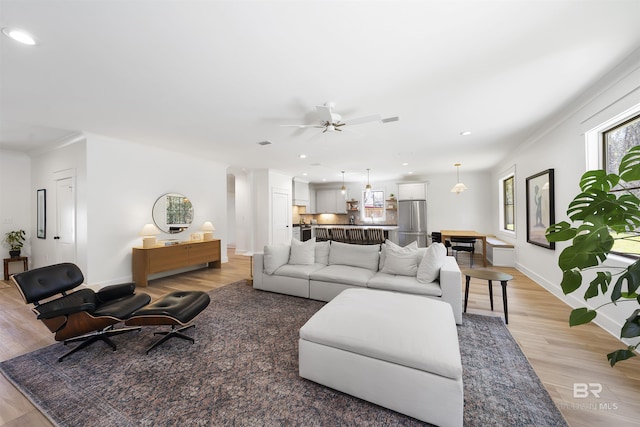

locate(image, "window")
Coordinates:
502 175 515 231
602 112 640 256
363 190 384 221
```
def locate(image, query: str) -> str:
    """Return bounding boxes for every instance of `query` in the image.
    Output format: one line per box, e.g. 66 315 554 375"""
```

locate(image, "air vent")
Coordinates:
381 116 400 123
258 140 272 146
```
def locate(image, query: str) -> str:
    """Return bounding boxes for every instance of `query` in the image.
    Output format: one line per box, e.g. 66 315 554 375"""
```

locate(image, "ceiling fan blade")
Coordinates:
280 124 324 128
315 105 334 124
344 114 382 126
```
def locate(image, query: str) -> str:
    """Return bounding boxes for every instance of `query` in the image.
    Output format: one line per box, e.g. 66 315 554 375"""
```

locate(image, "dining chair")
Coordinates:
451 237 476 267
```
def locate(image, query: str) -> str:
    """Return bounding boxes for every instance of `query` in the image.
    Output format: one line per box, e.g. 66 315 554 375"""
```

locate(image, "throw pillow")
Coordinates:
417 243 447 283
263 244 291 274
315 241 330 265
379 240 418 271
289 238 316 265
380 241 420 276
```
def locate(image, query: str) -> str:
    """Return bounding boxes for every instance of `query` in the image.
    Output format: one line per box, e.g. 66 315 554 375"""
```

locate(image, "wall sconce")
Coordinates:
139 223 160 248
201 221 216 241
450 163 468 195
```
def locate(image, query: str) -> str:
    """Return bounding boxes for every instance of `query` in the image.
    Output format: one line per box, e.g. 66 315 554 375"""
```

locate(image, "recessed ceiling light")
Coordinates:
302 172 308 176
322 178 327 182
402 162 409 166
408 171 414 175
460 131 472 136
2 27 37 45
299 154 306 159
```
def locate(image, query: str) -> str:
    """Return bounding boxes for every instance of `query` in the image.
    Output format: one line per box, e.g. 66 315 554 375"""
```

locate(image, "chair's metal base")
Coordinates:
146 324 196 354
59 325 142 362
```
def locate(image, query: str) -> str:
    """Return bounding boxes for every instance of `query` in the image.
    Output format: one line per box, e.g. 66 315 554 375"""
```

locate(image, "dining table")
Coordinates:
440 230 487 267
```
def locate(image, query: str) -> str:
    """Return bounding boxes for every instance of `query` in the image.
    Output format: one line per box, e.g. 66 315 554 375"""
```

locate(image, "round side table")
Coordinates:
461 268 513 324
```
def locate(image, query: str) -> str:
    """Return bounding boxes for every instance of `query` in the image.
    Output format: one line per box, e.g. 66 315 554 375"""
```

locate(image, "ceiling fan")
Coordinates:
281 102 399 133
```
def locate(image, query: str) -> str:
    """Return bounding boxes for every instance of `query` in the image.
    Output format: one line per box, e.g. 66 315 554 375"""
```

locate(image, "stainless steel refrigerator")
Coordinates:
398 199 427 247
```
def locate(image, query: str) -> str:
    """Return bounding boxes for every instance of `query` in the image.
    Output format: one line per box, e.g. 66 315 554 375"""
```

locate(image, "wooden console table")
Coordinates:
132 239 221 287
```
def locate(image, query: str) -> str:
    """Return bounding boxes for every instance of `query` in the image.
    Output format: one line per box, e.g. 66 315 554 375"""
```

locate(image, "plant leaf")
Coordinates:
557 219 613 271
545 221 576 242
619 145 640 182
569 307 597 326
567 189 619 222
560 269 582 294
620 309 640 338
580 170 619 192
607 347 637 367
611 261 640 301
585 272 611 299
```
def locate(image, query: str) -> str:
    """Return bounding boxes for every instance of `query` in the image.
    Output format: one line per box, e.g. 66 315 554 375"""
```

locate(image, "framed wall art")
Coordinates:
37 188 46 239
526 169 555 249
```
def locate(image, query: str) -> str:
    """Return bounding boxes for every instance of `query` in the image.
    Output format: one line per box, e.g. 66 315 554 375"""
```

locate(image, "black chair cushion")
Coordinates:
93 293 152 319
35 288 97 320
95 282 136 304
13 263 84 304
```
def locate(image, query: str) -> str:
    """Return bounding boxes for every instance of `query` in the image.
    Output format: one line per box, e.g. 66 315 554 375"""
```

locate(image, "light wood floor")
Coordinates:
1 250 639 427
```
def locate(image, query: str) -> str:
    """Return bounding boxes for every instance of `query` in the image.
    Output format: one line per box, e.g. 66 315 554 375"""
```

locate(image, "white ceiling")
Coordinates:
1 0 640 184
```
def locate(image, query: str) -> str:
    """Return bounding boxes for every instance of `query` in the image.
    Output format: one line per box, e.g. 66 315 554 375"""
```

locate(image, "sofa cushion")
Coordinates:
264 244 291 274
329 241 380 272
315 241 330 265
417 243 447 284
274 263 326 280
310 264 374 287
289 238 316 265
367 272 442 297
380 241 420 276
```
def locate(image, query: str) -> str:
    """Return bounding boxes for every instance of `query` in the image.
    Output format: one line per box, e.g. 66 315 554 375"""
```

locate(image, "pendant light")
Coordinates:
341 171 347 194
451 163 468 195
365 168 372 197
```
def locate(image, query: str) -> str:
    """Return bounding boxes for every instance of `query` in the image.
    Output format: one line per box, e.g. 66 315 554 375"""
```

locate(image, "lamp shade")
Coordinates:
450 182 468 194
139 223 160 236
201 221 216 232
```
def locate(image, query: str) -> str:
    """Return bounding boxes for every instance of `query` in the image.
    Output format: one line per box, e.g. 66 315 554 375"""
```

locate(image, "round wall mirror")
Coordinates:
152 193 194 234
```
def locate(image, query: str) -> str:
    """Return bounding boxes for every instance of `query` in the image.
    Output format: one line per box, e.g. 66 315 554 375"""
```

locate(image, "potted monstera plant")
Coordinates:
2 229 26 258
546 146 640 366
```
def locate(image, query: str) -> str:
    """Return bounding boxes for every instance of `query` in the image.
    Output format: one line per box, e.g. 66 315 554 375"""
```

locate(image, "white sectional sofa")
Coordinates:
253 239 463 324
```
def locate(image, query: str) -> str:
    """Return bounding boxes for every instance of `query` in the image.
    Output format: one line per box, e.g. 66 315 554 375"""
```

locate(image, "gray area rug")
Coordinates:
1 281 566 426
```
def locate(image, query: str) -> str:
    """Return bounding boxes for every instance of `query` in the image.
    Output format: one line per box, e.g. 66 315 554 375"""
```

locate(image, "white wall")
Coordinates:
0 150 32 273
491 52 640 343
83 133 229 285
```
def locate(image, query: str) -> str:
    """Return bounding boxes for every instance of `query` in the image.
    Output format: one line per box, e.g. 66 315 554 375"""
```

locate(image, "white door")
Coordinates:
272 189 290 245
55 177 77 264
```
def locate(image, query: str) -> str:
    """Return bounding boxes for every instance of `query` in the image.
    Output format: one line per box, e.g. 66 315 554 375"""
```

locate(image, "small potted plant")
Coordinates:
3 229 26 258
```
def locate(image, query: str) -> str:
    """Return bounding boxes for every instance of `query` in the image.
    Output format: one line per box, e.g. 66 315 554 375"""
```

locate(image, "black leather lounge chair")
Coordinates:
11 263 151 362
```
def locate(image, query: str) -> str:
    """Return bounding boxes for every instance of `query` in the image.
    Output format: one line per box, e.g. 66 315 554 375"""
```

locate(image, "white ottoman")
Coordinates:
299 288 463 427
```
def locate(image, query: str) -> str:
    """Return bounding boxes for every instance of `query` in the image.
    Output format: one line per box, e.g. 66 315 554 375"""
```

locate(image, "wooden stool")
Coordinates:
4 256 28 281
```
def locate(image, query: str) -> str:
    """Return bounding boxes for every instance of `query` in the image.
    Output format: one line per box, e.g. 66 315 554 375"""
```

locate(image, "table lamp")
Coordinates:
201 221 216 241
140 223 160 248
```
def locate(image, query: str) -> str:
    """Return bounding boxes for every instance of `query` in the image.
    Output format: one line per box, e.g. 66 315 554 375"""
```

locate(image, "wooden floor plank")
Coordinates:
0 250 638 426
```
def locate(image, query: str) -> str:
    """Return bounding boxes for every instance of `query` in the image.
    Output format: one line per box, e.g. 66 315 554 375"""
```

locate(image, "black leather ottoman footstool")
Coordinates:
125 291 211 354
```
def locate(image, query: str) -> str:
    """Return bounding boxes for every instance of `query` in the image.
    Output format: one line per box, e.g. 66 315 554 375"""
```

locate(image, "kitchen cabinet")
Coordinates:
398 183 427 200
316 189 347 213
293 178 310 208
